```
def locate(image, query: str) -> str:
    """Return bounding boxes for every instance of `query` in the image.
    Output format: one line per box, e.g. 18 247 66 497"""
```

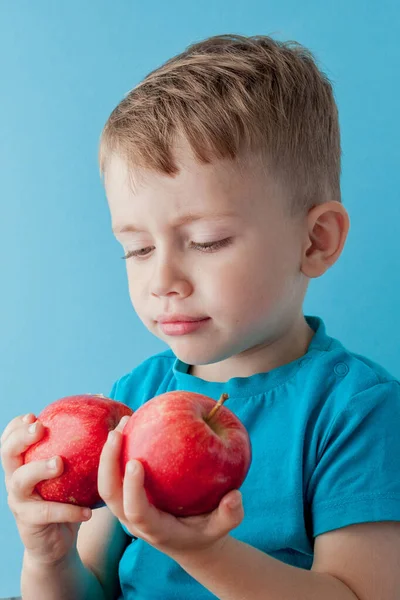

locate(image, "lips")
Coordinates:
158 318 210 336
157 314 208 324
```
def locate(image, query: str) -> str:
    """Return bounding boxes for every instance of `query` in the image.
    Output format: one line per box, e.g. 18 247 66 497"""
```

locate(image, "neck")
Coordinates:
189 314 315 382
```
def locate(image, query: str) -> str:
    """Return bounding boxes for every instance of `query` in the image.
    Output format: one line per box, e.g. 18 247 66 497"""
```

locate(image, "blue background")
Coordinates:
0 1 399 596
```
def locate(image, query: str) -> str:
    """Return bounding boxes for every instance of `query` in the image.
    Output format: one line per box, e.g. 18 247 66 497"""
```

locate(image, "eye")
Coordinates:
121 246 154 259
121 238 232 260
190 238 233 252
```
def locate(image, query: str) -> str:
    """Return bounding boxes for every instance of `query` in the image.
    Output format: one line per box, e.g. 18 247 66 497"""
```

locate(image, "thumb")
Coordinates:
223 490 243 513
209 490 244 537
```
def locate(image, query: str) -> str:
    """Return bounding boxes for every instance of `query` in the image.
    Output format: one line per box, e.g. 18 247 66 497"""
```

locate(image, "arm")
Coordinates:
21 548 106 600
171 521 400 600
21 505 129 600
77 504 129 599
171 536 357 600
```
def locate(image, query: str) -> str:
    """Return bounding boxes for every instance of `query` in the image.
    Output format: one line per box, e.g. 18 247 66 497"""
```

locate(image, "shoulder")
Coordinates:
107 348 176 410
336 345 398 388
298 322 400 446
305 327 399 405
305 342 400 471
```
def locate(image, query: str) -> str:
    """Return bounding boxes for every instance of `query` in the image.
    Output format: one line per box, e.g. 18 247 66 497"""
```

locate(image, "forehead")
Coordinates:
106 148 244 197
104 147 284 232
108 160 234 219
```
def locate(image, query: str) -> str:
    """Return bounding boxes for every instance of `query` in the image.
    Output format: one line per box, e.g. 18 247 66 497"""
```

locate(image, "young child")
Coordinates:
2 33 400 600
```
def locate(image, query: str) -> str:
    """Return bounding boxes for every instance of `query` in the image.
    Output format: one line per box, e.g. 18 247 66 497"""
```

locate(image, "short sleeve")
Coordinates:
108 379 118 399
308 380 400 537
104 351 175 411
106 374 131 403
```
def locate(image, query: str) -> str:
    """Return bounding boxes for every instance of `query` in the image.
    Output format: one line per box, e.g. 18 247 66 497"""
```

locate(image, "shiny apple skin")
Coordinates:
121 391 252 516
23 395 133 508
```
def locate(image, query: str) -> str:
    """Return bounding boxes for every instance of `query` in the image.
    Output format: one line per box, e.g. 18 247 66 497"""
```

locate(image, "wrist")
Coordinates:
170 534 232 569
24 546 79 573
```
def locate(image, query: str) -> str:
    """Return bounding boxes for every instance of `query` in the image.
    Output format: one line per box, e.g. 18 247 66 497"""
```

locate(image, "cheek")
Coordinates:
126 267 144 306
203 249 297 322
203 257 278 313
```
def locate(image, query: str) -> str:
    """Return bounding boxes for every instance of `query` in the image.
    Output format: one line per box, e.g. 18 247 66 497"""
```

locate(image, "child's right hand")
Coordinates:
0 413 92 568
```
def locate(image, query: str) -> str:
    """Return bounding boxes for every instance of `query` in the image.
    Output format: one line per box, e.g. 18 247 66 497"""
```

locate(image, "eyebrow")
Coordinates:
112 211 238 234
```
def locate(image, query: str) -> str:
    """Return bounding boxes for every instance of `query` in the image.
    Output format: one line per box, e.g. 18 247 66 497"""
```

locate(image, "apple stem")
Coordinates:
205 393 229 423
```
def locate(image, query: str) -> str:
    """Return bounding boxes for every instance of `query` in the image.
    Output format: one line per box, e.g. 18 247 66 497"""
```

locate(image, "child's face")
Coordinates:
105 142 309 369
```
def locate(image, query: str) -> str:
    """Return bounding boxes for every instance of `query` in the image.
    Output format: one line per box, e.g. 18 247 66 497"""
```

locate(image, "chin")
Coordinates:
168 337 239 368
166 339 221 367
172 347 216 367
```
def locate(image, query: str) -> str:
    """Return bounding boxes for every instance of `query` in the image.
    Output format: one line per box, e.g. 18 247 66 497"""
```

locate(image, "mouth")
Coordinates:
158 318 211 336
156 314 209 324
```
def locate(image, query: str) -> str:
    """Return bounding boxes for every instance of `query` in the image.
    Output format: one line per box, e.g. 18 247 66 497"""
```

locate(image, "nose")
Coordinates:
150 255 192 298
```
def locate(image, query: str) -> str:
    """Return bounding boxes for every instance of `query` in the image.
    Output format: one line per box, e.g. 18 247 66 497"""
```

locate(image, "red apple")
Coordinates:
23 394 133 508
121 391 251 517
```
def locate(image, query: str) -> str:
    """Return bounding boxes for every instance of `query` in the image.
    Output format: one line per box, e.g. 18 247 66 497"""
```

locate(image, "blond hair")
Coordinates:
99 34 341 213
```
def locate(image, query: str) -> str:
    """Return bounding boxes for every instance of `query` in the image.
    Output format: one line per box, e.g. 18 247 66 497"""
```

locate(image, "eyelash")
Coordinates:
121 238 232 260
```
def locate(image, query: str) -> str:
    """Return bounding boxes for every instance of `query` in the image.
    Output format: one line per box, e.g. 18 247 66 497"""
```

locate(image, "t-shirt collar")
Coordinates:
172 316 332 399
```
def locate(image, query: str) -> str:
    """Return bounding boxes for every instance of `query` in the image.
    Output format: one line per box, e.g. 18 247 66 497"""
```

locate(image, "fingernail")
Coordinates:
127 460 137 475
108 431 117 446
228 494 241 510
119 416 130 428
28 422 38 434
22 413 33 423
47 457 58 470
82 508 91 519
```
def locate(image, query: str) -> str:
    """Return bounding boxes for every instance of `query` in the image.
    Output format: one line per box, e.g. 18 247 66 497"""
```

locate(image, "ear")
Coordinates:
301 201 350 279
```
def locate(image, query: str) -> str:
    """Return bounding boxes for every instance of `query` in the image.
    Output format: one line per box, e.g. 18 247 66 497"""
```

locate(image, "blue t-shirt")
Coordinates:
108 316 400 600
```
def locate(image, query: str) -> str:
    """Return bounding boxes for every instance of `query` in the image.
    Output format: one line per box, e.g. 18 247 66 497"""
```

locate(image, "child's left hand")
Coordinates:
97 416 244 559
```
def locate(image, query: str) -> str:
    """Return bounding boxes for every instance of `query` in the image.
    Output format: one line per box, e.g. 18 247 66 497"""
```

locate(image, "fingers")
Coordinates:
10 493 91 526
97 416 130 508
2 415 92 526
122 460 154 527
7 455 91 525
1 416 45 489
121 459 169 546
98 416 165 540
1 413 36 449
115 415 130 433
10 455 63 500
203 490 244 538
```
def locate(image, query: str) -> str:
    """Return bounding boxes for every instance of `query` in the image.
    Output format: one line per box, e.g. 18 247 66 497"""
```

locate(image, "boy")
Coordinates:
5 33 400 600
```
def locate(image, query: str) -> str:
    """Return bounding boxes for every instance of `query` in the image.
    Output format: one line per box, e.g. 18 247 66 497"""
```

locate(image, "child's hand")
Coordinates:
98 418 244 558
0 413 93 567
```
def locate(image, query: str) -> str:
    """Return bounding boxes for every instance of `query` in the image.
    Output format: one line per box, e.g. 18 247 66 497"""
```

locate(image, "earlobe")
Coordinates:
301 201 350 278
